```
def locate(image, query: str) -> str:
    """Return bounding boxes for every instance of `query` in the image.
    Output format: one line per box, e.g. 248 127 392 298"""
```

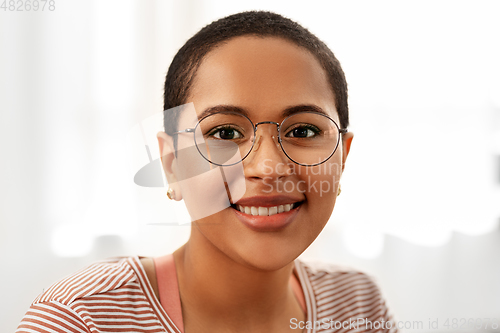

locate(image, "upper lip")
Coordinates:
233 195 304 207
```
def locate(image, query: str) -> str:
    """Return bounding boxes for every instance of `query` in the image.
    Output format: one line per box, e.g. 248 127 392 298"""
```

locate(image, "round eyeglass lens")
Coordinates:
194 112 255 166
279 112 340 166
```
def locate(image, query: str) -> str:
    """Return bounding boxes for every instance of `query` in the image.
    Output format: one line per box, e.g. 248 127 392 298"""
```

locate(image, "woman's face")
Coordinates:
163 36 353 270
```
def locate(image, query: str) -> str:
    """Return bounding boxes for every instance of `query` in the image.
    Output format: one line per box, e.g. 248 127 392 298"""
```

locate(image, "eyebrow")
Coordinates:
198 105 250 120
198 104 329 120
281 104 329 118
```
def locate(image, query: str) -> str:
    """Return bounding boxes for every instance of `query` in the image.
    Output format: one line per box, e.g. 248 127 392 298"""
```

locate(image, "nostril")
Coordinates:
277 163 293 177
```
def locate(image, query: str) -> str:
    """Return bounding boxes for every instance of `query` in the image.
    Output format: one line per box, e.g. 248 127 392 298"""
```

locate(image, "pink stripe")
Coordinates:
154 254 184 333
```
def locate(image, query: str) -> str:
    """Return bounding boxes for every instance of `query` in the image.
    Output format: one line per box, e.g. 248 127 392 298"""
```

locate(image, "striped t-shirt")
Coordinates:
16 256 398 333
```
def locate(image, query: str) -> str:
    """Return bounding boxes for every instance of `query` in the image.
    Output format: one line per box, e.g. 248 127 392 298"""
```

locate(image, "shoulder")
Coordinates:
296 259 399 332
297 259 380 290
16 256 155 333
32 256 139 306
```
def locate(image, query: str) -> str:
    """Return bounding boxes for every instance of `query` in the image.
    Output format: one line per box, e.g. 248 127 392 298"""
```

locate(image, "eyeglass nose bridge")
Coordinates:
254 121 280 131
252 121 282 152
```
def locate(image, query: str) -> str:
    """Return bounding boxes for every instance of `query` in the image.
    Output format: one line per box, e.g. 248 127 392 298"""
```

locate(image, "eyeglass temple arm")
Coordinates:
340 128 348 134
173 128 195 134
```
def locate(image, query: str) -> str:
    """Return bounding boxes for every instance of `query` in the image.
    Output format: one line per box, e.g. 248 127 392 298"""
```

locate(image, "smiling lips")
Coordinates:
235 203 298 216
231 195 303 231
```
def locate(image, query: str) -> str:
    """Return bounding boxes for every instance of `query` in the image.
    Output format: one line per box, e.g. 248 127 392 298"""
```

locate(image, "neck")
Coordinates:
174 226 304 331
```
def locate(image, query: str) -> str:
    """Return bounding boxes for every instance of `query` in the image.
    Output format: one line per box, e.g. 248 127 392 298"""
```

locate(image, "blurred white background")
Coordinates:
1 0 499 331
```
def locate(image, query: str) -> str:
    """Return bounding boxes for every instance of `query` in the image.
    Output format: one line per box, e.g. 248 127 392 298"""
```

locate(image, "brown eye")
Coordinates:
210 126 243 140
285 125 319 138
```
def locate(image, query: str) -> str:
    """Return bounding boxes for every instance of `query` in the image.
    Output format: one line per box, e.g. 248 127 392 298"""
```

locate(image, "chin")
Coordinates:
241 253 297 272
230 237 307 272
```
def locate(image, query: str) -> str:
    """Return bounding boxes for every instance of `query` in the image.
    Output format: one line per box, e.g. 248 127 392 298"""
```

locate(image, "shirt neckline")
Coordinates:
129 255 316 333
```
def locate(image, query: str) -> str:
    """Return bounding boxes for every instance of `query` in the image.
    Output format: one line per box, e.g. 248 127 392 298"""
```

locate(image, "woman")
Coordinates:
17 11 397 333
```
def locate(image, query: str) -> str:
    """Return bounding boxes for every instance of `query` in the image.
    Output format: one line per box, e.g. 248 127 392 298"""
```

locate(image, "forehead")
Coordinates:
187 36 337 122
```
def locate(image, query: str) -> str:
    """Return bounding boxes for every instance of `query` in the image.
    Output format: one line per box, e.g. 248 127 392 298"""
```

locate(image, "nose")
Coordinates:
243 124 292 179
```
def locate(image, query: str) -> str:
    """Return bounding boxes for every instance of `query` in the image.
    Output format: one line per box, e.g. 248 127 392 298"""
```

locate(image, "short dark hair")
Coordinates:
163 11 348 141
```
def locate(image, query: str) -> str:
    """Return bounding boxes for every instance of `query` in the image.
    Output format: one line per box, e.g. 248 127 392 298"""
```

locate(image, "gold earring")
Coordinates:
167 188 175 200
337 184 341 196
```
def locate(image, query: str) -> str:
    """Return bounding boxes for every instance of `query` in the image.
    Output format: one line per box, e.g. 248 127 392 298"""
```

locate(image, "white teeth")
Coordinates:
258 207 268 216
236 203 298 216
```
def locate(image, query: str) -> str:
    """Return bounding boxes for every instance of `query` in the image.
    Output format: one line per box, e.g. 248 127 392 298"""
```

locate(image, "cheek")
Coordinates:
297 158 342 231
299 157 342 199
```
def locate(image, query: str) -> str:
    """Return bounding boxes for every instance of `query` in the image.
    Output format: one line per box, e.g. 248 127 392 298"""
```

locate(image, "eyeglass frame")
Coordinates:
173 111 348 167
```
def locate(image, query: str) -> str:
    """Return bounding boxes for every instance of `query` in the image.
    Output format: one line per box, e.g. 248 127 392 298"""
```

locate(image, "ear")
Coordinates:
157 131 182 201
341 131 354 173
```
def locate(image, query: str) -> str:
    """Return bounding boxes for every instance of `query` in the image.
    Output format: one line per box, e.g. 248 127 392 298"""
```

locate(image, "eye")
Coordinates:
285 124 320 138
209 126 243 140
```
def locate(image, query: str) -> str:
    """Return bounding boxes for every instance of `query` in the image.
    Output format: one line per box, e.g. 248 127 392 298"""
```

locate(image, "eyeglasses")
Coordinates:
174 111 347 167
